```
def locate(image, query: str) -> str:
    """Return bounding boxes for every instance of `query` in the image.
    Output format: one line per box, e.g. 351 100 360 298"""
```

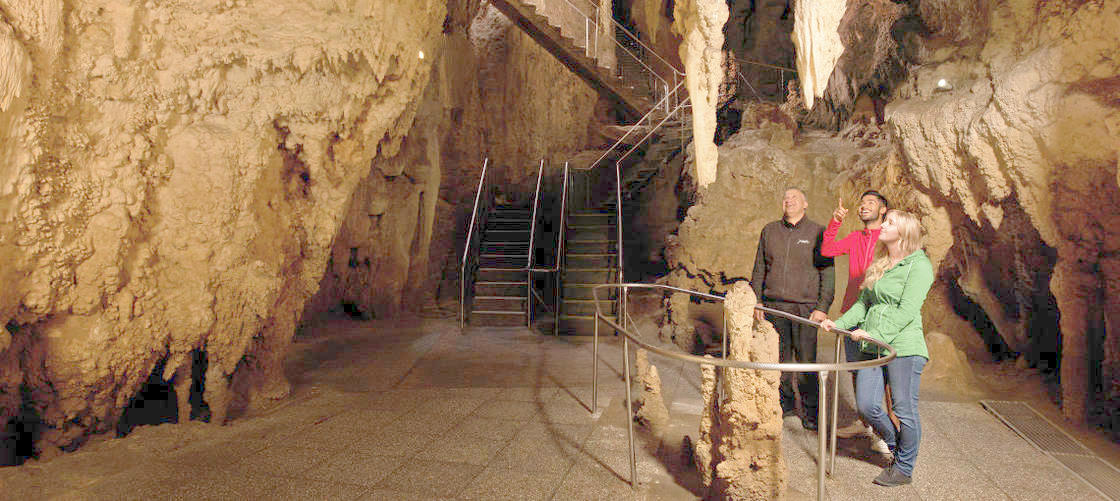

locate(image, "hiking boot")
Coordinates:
800 416 818 431
872 464 912 487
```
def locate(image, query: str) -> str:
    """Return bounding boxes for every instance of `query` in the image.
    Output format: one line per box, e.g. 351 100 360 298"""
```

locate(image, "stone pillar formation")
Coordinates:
694 281 786 500
671 0 728 188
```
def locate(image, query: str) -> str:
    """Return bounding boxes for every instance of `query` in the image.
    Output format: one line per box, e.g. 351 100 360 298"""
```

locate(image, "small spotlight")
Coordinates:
418 50 425 60
936 78 953 91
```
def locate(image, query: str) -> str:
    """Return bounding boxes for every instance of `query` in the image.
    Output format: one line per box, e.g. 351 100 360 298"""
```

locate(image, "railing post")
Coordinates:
817 371 829 501
829 334 843 475
623 335 637 489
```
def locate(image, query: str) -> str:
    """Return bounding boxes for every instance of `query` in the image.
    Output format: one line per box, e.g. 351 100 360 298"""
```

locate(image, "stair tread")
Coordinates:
476 295 527 299
476 281 528 285
472 310 528 315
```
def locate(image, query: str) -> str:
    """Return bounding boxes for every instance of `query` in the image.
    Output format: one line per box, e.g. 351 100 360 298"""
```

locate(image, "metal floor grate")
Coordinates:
982 400 1119 500
1052 453 1120 500
981 400 1090 454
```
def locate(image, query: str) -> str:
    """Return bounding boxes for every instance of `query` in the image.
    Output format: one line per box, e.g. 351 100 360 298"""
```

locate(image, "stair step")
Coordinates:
563 299 617 315
563 268 614 283
478 268 528 282
470 310 527 327
476 281 528 296
474 296 528 311
484 230 530 242
562 283 616 300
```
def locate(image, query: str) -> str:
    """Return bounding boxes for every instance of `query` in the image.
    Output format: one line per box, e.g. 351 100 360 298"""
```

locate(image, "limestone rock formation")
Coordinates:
886 0 1120 424
633 349 670 437
306 3 602 319
695 281 785 500
672 0 728 187
792 0 846 109
0 0 449 452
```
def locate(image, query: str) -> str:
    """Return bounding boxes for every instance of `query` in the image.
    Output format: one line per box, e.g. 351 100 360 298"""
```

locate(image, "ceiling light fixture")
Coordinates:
418 50 425 60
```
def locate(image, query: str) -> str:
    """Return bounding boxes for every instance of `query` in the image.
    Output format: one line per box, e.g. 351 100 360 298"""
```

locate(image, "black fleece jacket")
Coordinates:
750 217 836 312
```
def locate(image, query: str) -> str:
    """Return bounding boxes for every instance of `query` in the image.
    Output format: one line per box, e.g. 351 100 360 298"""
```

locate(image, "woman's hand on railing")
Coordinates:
848 328 872 341
819 319 837 332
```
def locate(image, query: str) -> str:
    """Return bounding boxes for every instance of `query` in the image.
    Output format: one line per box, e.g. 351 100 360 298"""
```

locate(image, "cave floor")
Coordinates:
0 313 1110 500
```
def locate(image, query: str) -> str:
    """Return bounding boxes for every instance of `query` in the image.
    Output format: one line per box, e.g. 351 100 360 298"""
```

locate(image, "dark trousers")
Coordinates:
763 301 819 419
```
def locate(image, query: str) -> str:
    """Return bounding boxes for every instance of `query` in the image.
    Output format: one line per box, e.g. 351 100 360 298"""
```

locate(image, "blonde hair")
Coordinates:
861 209 923 290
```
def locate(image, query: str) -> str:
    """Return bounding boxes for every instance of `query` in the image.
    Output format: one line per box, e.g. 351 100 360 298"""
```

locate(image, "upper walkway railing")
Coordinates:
590 283 897 501
553 0 685 114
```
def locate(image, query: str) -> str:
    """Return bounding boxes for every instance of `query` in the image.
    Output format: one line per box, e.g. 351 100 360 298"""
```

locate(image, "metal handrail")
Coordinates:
581 78 688 172
459 158 490 330
555 162 570 336
590 283 897 501
565 0 683 77
554 0 683 114
526 160 546 326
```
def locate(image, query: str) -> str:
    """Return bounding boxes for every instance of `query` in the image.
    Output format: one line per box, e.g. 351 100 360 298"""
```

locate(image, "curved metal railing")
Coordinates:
590 283 897 501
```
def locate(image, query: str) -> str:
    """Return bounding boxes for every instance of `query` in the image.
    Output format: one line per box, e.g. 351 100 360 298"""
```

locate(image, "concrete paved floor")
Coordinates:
0 315 1111 500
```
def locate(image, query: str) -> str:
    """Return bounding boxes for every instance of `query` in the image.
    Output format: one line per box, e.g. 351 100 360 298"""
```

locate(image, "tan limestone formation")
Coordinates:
791 0 846 109
0 0 447 450
695 281 785 500
886 0 1120 423
633 349 671 437
671 0 728 188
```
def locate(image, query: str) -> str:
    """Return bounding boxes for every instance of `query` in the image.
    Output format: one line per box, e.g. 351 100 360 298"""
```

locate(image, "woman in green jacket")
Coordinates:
821 209 934 487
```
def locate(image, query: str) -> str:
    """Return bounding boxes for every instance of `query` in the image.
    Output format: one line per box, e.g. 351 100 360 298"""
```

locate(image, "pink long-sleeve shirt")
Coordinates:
820 217 880 311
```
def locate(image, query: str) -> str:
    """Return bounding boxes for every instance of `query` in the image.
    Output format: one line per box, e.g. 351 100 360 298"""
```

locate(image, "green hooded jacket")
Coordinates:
835 249 934 359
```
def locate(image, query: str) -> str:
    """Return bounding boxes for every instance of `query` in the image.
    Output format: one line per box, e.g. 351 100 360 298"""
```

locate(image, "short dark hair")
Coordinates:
861 190 889 208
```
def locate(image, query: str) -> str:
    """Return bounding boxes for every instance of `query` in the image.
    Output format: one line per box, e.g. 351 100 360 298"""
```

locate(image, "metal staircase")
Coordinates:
489 0 680 120
471 205 532 326
461 1 695 335
557 206 617 335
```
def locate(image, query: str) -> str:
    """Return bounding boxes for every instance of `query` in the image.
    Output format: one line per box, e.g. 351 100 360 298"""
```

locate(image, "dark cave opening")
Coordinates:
116 349 211 437
116 359 177 437
0 386 43 466
943 270 1015 362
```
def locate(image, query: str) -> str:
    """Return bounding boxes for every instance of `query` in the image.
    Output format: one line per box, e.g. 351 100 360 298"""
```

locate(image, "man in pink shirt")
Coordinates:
822 190 891 450
822 190 888 311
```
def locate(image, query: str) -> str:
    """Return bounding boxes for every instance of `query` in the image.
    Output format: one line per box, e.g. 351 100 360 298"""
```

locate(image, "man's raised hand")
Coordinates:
832 197 848 223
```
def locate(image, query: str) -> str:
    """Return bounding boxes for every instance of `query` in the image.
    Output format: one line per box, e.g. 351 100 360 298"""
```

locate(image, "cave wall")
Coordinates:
305 1 602 320
886 0 1120 427
648 0 1119 432
0 0 447 452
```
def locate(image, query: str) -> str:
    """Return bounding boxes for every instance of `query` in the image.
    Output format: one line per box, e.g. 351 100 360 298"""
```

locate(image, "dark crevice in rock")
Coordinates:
116 358 177 437
0 386 43 466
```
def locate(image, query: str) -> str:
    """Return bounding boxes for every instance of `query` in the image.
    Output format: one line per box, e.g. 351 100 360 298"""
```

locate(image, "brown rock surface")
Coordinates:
694 281 785 500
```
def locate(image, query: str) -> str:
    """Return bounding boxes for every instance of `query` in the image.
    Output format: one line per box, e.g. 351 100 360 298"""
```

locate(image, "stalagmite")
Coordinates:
791 0 847 109
695 281 785 500
672 0 728 188
634 349 671 437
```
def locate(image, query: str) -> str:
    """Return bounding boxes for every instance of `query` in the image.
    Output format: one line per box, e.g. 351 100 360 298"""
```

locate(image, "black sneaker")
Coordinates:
872 464 912 487
800 416 818 431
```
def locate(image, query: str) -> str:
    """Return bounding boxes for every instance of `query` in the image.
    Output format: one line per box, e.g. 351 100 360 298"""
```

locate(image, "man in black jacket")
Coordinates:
751 188 836 430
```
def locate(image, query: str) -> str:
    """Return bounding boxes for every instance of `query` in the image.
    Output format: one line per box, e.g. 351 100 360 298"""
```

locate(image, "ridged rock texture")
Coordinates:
305 1 600 319
0 0 450 451
791 0 845 109
886 0 1120 427
671 0 727 187
695 281 785 500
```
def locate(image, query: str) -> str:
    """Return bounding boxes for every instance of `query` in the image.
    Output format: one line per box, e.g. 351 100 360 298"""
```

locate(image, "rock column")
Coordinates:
695 281 786 500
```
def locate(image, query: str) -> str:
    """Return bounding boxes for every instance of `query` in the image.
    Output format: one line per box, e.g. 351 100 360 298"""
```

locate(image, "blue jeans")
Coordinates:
854 354 927 476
